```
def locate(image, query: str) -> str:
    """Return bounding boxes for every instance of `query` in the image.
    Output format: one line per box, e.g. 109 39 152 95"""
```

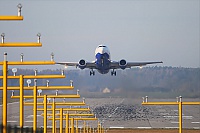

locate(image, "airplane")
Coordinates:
56 44 163 76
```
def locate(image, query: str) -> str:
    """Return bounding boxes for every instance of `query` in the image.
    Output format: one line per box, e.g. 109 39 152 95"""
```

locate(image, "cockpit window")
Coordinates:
99 45 106 47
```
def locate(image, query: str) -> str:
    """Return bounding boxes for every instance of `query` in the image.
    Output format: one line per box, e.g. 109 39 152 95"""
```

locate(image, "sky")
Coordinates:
0 0 199 70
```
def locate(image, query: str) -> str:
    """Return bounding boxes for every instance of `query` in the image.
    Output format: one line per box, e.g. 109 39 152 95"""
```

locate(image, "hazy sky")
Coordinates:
0 0 199 69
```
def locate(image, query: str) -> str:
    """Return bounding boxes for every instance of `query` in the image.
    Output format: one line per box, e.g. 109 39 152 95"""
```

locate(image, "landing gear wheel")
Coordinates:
90 70 95 76
111 70 116 76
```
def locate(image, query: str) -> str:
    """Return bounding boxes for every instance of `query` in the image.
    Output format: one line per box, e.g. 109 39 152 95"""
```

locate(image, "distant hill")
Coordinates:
0 67 199 98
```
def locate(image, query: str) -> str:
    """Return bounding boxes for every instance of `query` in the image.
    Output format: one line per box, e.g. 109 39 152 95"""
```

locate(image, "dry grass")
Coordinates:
106 129 200 133
50 128 200 133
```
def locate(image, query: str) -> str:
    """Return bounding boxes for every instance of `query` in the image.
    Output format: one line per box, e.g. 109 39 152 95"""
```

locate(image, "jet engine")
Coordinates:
119 59 127 69
78 59 86 69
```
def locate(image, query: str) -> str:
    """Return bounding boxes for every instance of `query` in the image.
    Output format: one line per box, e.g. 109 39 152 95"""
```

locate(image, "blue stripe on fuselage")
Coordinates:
95 53 110 74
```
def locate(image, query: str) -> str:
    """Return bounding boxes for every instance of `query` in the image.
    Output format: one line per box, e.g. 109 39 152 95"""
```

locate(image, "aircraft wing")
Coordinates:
84 62 97 69
56 62 97 69
110 61 163 69
56 62 79 67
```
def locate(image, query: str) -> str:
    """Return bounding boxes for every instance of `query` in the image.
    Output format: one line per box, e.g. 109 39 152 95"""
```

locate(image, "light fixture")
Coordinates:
38 89 42 96
37 33 41 43
4 52 7 61
17 3 22 16
51 52 54 61
27 79 31 87
46 80 49 87
1 33 5 43
12 68 17 76
70 80 73 87
34 69 38 76
20 53 24 62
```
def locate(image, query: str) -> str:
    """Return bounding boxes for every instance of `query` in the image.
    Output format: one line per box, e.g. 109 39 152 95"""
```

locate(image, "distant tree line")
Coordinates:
0 66 199 98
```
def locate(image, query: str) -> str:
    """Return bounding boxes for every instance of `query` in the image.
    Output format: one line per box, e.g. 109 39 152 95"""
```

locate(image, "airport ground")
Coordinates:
105 129 200 133
48 128 199 133
0 98 199 132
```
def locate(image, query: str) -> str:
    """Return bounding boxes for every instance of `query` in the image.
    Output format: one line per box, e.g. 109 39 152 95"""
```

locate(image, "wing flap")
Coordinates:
127 61 163 68
56 62 97 69
110 61 163 69
56 62 78 66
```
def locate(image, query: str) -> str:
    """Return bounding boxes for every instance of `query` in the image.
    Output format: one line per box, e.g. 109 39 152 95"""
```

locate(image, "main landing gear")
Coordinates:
111 69 116 76
90 70 95 76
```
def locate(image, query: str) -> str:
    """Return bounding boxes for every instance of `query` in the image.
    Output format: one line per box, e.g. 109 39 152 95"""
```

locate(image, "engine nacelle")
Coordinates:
119 59 127 69
78 59 86 69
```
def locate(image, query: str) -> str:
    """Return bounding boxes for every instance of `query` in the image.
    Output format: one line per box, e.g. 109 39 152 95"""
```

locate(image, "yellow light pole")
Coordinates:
99 122 101 133
86 122 88 133
97 121 100 133
42 111 93 133
98 121 103 133
142 96 200 133
0 42 42 47
84 121 86 133
60 108 63 133
0 4 23 21
47 111 94 133
42 113 94 117
0 52 64 133
0 75 65 79
19 75 24 133
179 100 182 133
11 94 80 99
2 59 7 133
6 73 65 132
22 93 83 133
0 51 58 132
33 85 37 133
66 113 69 133
47 112 96 133
25 102 85 106
76 120 78 133
37 108 90 111
43 95 47 133
1 4 22 133
12 94 80 133
5 74 66 132
71 118 74 133
0 33 42 47
0 86 74 90
0 32 43 47
0 61 55 65
0 16 23 21
45 112 95 133
52 98 56 133
90 126 92 133
48 118 97 133
0 7 72 133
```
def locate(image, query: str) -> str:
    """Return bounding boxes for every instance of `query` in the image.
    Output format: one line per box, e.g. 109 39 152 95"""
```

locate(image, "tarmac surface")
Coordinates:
0 97 199 130
106 129 200 133
87 98 200 129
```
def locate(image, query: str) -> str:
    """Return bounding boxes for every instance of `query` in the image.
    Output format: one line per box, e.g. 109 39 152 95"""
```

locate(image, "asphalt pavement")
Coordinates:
0 98 199 129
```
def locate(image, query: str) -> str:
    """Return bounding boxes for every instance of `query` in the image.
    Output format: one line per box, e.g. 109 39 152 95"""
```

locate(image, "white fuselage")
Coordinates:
94 45 111 74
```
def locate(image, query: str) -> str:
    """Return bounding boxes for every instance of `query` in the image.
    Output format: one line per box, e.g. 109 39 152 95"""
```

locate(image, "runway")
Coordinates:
0 98 199 129
86 98 200 129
